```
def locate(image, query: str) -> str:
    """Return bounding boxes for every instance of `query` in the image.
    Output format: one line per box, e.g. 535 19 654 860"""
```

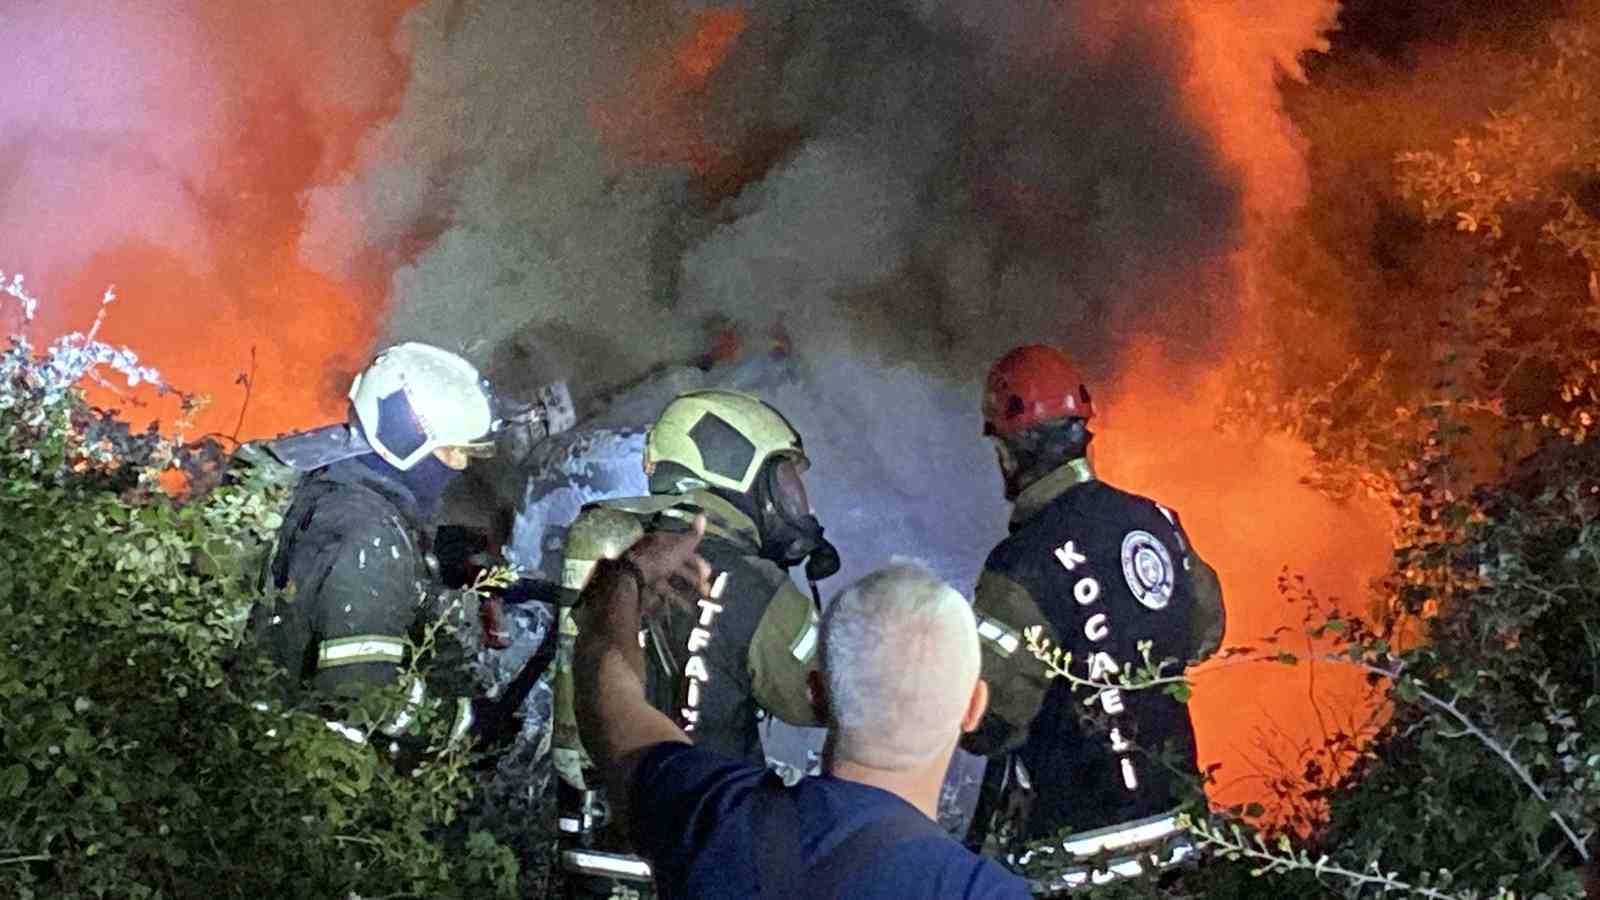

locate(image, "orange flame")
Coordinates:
675 10 749 83
589 9 749 175
1097 344 1393 824
32 3 420 445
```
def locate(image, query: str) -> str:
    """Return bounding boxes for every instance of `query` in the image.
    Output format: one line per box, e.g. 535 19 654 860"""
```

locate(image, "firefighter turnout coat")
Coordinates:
962 459 1225 846
559 490 821 769
247 458 477 744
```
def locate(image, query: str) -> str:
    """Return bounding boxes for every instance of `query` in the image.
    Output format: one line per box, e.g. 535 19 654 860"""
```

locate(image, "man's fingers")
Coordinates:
677 555 712 595
626 522 706 582
647 577 702 617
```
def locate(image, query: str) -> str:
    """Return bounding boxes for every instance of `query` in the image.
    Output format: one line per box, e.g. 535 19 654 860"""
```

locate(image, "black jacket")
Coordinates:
248 459 476 734
962 460 1225 840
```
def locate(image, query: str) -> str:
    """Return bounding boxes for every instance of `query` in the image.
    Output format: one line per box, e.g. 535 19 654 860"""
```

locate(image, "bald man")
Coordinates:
572 523 1028 900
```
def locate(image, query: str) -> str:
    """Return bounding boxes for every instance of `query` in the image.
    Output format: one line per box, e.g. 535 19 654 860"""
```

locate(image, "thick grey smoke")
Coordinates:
302 0 709 398
316 0 1276 383
305 0 1334 589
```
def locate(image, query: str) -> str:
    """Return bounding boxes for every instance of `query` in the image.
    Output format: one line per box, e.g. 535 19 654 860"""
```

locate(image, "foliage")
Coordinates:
0 276 522 899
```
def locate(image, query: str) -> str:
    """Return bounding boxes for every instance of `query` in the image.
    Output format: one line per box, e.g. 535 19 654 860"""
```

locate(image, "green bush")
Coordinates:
0 280 520 899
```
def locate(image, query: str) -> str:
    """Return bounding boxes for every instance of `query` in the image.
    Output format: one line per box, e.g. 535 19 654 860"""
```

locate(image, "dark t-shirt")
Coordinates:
631 742 1031 900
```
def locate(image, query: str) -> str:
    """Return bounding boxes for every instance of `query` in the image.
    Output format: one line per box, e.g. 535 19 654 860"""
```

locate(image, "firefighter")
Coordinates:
552 389 838 893
961 345 1226 892
247 341 543 759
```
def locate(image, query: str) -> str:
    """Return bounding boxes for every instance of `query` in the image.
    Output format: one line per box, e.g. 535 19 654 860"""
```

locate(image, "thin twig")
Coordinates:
230 346 257 444
0 854 51 866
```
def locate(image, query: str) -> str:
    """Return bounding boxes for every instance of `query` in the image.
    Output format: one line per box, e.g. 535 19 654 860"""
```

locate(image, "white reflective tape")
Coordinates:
325 721 368 745
1060 814 1183 857
562 850 654 881
562 559 597 591
1042 843 1191 894
976 618 1021 657
317 636 407 669
790 622 818 661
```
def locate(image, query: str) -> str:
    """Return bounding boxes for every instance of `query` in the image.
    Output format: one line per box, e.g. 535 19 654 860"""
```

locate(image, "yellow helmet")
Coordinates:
559 506 645 590
643 390 805 495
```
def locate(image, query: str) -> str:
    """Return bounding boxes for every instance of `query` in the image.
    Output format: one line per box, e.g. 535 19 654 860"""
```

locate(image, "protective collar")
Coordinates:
606 491 763 552
344 452 459 522
1010 458 1096 528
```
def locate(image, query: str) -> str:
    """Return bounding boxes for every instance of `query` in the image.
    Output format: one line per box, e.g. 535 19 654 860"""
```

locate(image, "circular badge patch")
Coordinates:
1121 530 1175 611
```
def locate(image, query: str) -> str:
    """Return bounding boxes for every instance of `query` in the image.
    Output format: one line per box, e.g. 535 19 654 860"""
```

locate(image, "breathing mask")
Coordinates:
754 457 840 581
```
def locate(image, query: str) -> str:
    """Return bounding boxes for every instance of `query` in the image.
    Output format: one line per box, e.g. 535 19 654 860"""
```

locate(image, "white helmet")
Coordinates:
347 342 495 471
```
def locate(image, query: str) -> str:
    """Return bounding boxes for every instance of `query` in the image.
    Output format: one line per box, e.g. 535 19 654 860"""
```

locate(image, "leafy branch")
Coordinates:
1182 815 1512 900
1342 659 1591 864
1025 621 1594 887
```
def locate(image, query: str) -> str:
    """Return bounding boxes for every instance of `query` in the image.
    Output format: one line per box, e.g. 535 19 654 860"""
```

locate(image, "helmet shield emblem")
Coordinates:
688 412 757 484
1120 530 1175 611
375 388 430 465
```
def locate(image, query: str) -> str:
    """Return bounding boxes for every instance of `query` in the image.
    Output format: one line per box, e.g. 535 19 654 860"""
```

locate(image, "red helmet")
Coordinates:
983 345 1095 436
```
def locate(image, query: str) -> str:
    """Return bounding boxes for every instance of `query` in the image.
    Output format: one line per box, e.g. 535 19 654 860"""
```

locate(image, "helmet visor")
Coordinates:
769 457 811 520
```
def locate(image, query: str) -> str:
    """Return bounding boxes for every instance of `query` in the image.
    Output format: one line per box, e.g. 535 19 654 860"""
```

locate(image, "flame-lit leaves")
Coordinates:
0 286 229 500
1218 348 1408 504
1393 20 1600 449
1141 14 1600 898
1544 353 1600 444
1308 427 1600 894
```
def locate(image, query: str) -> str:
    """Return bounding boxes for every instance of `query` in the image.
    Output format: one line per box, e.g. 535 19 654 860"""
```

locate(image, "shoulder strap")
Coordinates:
753 773 949 899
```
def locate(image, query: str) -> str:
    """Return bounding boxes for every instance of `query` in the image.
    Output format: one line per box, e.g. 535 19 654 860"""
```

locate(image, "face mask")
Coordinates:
756 459 841 580
362 451 462 519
